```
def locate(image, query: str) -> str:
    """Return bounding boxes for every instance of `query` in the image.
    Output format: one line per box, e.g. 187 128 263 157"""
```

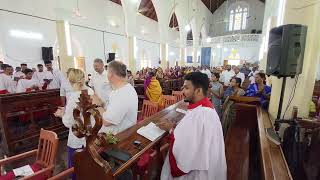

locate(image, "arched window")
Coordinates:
228 5 248 31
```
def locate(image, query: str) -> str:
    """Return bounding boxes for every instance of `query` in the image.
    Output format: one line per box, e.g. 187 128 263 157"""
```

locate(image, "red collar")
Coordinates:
187 97 213 110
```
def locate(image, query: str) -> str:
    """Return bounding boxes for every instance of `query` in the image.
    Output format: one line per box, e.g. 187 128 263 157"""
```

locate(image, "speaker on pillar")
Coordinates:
107 53 115 63
266 24 307 77
42 47 53 61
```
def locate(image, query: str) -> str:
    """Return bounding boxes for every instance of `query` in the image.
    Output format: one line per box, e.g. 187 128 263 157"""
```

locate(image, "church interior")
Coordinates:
0 0 320 179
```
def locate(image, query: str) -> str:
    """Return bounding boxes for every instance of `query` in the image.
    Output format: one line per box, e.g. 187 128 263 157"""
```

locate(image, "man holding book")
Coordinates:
157 72 227 180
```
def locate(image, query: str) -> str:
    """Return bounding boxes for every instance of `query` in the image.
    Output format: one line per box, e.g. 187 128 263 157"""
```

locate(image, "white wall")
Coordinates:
0 0 171 72
210 0 265 37
136 39 160 70
168 45 180 67
0 11 57 68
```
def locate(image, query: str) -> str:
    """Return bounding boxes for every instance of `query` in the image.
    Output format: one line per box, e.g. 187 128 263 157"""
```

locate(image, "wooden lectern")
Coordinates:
71 90 186 180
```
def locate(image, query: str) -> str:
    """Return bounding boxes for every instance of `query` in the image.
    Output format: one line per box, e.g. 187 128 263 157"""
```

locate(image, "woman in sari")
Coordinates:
221 77 245 135
245 72 271 109
144 71 163 104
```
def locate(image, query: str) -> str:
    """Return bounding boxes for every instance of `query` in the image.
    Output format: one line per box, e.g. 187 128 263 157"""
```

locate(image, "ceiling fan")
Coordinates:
72 0 87 19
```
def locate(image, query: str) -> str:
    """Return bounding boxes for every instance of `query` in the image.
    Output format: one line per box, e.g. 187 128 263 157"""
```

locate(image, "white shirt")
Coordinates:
0 74 15 93
16 79 40 93
248 70 259 84
235 72 245 85
32 71 46 87
43 69 64 89
161 106 227 180
220 70 235 86
60 76 73 97
90 70 112 106
62 89 94 148
101 83 138 134
201 69 212 79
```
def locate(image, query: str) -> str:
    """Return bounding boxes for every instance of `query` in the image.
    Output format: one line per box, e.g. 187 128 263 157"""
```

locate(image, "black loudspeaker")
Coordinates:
266 24 307 77
42 47 53 61
107 53 115 63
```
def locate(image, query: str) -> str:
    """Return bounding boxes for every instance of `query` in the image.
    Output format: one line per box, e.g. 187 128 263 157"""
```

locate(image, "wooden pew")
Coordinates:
225 96 292 180
0 89 68 156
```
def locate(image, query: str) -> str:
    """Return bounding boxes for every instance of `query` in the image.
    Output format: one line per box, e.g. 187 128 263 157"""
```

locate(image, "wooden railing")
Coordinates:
0 89 68 156
225 96 292 180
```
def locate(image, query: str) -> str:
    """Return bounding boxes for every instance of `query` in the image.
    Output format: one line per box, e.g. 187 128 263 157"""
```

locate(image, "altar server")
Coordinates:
16 68 40 93
158 72 227 180
0 64 15 94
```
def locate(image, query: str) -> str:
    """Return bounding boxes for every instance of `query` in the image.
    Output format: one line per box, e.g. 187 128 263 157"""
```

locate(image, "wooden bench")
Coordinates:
0 89 68 156
225 96 292 180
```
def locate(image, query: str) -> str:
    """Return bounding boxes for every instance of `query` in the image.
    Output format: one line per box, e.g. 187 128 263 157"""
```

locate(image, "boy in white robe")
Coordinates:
32 64 46 87
16 68 40 93
157 72 227 180
0 64 15 94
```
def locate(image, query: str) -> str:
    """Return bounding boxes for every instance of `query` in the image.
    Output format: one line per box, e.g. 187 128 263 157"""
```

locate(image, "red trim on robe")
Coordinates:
0 90 8 94
187 97 213 109
168 97 214 177
168 132 187 177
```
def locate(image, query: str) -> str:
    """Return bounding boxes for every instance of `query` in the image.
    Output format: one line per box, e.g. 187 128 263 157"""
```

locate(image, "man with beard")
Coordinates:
157 72 226 180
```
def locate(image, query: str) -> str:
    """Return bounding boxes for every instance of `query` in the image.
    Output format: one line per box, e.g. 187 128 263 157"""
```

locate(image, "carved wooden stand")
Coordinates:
71 90 115 180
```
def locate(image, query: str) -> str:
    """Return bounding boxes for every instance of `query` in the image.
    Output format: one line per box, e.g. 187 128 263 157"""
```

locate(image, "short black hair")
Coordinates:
148 71 155 77
231 77 242 87
37 64 43 67
213 72 220 79
44 60 52 65
2 64 9 69
23 68 33 74
21 63 27 66
184 72 209 96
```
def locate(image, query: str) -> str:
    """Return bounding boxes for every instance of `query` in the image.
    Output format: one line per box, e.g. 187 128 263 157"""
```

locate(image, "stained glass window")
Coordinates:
228 5 248 31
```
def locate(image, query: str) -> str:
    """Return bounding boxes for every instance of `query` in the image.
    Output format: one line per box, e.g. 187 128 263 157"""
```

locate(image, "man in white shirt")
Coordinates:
96 61 138 134
16 68 40 93
43 60 64 89
248 66 259 84
201 67 212 78
234 66 245 86
32 64 46 87
0 64 15 94
220 65 235 86
89 58 112 107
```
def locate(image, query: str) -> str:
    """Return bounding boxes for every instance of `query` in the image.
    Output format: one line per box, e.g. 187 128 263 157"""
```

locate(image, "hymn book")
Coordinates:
13 165 34 177
137 122 166 141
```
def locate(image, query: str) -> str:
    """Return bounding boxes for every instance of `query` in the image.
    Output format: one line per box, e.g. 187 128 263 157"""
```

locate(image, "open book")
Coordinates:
137 122 166 141
13 165 34 177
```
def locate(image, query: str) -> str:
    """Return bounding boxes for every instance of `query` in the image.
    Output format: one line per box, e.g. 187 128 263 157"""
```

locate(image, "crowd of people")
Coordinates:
0 60 64 94
0 58 271 180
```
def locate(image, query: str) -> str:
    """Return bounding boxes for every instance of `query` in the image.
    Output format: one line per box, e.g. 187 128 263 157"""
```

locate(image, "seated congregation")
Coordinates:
0 60 319 180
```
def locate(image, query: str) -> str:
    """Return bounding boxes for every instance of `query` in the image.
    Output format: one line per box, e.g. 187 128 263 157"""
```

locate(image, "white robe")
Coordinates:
0 74 15 93
16 79 40 93
32 71 46 87
161 106 227 180
43 70 64 89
